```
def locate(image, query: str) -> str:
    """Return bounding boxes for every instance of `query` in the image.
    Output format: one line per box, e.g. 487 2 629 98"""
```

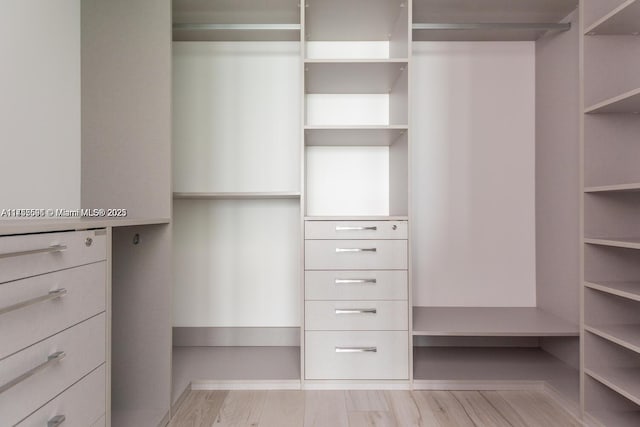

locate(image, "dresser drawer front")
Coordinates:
0 262 106 359
16 364 105 427
305 270 407 300
305 221 408 240
0 314 106 426
305 331 408 380
0 230 107 284
306 301 407 331
305 240 407 270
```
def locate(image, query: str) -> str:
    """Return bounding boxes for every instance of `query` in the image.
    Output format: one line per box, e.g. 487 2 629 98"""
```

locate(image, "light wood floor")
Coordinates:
167 389 582 427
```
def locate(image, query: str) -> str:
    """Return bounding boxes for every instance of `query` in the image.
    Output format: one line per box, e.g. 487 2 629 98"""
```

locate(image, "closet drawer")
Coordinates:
0 314 106 426
16 364 105 427
0 230 106 284
0 262 106 359
305 301 407 331
305 240 407 270
305 331 408 380
305 270 407 300
305 221 408 240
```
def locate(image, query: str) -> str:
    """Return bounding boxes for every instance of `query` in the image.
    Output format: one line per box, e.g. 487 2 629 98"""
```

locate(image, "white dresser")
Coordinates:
0 229 107 426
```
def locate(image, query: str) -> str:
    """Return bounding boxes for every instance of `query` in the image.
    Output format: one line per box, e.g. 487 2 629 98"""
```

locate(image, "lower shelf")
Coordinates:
413 347 579 403
172 346 300 404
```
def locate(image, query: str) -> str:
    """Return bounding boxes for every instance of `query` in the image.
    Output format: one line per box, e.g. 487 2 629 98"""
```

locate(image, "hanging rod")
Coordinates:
413 23 571 32
173 23 301 31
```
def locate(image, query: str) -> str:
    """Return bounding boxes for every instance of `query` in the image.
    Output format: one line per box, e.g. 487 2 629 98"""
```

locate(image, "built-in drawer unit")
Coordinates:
0 262 106 359
305 331 409 380
0 229 107 284
305 270 407 300
305 301 408 331
0 313 106 426
305 239 407 270
16 364 106 427
305 221 408 240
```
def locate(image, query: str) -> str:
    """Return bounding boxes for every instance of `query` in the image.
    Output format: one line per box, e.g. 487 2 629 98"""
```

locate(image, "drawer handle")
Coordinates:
335 308 377 315
48 415 66 427
335 279 377 284
0 244 67 259
335 226 377 231
335 347 377 353
0 288 67 316
335 248 377 253
0 351 66 395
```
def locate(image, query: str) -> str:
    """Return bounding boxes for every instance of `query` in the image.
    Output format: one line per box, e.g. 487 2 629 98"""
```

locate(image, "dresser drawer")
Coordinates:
305 221 408 240
0 230 107 284
305 301 407 331
0 314 106 426
0 262 106 359
305 270 407 300
16 364 105 427
305 240 407 270
305 331 408 380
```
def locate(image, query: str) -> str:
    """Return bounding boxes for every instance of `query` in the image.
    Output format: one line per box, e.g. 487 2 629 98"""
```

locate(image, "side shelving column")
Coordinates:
582 0 640 425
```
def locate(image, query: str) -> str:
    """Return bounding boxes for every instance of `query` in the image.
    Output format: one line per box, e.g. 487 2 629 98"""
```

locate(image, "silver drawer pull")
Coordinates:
335 226 377 231
0 244 67 260
335 347 377 353
335 308 377 315
335 279 377 284
48 415 66 427
0 351 66 395
335 248 377 253
0 288 67 316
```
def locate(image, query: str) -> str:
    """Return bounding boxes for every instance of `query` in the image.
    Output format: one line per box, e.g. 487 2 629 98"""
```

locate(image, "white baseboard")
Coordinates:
412 379 545 391
191 379 302 390
303 380 411 390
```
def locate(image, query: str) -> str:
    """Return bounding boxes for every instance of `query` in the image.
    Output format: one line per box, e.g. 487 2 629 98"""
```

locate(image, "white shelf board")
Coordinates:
305 126 408 146
173 192 301 200
413 347 579 402
585 88 640 114
587 410 640 427
173 27 301 42
172 346 300 404
412 307 579 336
584 237 640 250
0 217 170 236
585 281 640 302
585 183 640 193
305 61 407 94
585 367 640 406
586 325 640 355
304 215 409 221
412 27 563 42
585 0 640 35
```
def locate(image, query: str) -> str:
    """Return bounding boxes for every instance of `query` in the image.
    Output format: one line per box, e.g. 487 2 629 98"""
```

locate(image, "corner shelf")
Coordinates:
585 367 640 406
412 307 578 337
584 238 640 250
585 183 640 193
584 281 640 303
585 88 640 114
586 325 640 355
304 125 408 146
173 192 301 200
585 0 640 35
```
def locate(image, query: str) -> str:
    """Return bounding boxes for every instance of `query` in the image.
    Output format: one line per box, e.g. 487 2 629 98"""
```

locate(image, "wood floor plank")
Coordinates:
348 411 397 427
168 391 228 427
480 391 529 427
215 390 267 427
451 391 511 427
384 391 422 427
303 391 349 427
346 391 390 412
497 390 581 427
413 391 475 427
259 390 305 427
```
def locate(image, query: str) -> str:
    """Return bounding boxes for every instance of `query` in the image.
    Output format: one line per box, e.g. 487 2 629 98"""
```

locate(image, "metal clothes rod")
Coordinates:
413 22 571 31
173 23 301 31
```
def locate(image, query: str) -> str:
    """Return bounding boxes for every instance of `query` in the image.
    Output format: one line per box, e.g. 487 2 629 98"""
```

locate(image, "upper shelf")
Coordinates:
173 192 301 200
305 126 408 146
585 88 640 114
585 0 640 35
412 307 579 337
305 60 407 94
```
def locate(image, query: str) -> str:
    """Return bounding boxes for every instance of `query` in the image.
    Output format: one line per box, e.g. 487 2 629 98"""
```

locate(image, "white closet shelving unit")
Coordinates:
582 0 640 425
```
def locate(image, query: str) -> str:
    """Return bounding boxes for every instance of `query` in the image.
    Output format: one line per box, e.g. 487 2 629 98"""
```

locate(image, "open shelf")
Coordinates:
585 87 640 114
585 281 640 302
585 183 640 193
586 367 640 406
305 126 408 146
588 410 640 427
585 374 640 427
585 238 640 250
586 325 640 354
412 307 578 337
305 61 407 94
585 0 640 35
173 192 301 200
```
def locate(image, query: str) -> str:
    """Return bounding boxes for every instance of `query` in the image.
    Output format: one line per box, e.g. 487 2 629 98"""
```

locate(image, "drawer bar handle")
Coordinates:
335 308 377 315
0 244 67 260
335 347 377 353
335 248 377 253
48 415 66 427
0 351 66 395
335 226 377 231
335 279 377 284
0 288 67 316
